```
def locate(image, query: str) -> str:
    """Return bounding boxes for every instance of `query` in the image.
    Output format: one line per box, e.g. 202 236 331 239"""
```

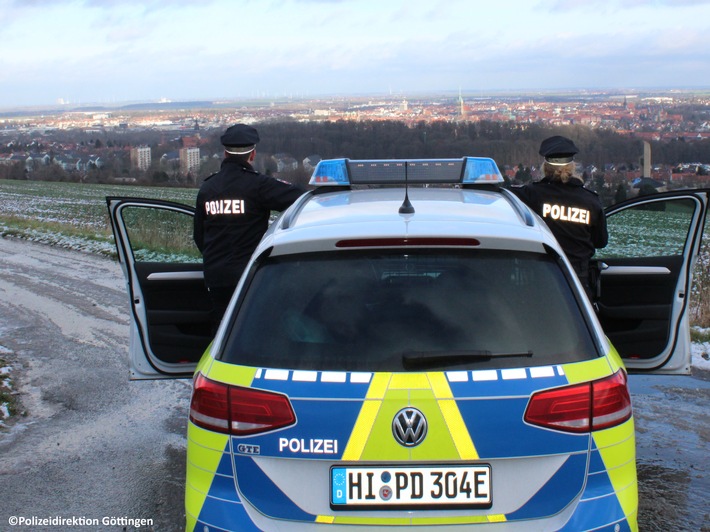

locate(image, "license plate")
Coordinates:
330 464 492 509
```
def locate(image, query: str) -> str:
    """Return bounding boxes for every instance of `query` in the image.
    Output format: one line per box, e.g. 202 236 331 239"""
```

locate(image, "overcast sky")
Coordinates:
1 0 709 109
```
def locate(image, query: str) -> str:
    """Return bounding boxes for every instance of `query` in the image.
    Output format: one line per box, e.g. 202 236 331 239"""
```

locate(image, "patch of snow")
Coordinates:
691 341 710 372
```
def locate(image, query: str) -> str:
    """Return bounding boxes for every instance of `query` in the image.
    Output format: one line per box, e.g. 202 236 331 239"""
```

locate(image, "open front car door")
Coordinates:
596 189 709 374
107 197 210 379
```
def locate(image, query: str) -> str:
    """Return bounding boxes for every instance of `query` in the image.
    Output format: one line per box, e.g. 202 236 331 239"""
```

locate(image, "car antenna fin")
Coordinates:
399 162 415 214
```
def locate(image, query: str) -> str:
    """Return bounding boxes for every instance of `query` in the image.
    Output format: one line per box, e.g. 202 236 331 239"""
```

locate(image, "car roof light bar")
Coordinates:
309 157 504 186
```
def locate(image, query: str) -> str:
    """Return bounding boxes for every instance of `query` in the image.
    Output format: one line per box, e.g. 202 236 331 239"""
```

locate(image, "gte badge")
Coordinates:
236 444 260 455
392 407 427 447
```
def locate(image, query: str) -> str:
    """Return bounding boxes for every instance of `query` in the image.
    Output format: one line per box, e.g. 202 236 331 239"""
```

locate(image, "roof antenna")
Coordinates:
399 162 415 214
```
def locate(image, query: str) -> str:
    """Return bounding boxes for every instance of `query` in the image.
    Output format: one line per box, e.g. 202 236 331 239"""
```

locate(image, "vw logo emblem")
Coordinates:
392 407 427 447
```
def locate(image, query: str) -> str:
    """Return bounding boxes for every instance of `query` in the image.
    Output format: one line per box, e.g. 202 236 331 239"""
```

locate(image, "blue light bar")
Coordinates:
310 158 349 185
309 157 504 186
461 157 504 184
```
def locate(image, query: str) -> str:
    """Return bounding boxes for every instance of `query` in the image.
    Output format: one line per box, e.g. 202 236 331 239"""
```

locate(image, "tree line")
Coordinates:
3 119 710 193
236 119 710 172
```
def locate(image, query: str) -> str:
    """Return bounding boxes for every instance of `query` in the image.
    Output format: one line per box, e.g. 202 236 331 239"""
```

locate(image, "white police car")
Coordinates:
108 158 708 531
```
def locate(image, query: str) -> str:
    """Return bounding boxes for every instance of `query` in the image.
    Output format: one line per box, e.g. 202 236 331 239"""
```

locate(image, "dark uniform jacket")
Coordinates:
511 179 608 278
194 158 304 288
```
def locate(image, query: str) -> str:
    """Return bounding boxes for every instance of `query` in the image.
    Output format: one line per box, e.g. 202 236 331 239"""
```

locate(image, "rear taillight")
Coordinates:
190 373 296 435
524 370 631 433
190 373 231 432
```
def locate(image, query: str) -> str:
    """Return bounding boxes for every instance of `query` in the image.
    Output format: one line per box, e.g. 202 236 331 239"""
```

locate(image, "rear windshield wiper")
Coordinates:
402 350 533 370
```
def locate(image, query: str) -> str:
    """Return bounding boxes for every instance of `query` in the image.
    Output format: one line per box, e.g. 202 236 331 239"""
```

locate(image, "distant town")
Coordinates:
1 89 709 205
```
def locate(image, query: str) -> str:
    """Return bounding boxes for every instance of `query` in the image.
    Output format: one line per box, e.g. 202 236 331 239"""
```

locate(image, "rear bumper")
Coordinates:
185 419 638 532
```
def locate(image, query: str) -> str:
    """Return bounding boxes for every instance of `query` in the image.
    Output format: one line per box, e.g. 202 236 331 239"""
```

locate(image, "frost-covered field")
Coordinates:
599 208 695 258
0 179 198 256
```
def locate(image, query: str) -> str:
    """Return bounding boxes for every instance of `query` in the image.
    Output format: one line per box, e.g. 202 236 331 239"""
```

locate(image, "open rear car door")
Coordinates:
107 197 210 379
596 189 709 374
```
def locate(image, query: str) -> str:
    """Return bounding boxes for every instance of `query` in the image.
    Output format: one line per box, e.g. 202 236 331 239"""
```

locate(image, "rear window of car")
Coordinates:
220 250 599 371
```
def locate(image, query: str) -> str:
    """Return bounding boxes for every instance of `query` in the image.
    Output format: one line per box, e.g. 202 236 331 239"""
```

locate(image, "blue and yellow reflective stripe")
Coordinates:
341 373 390 460
429 372 479 460
592 420 638 531
185 423 230 530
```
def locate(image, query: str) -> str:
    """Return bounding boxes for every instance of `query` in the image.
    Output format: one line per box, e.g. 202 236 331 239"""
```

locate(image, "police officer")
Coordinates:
511 135 608 297
194 124 305 329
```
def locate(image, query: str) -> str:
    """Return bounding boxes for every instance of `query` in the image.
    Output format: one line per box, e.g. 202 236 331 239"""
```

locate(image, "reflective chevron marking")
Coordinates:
252 366 564 384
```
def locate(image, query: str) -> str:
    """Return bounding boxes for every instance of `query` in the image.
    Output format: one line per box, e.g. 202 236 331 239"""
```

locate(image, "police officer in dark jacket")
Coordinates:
511 136 608 298
194 124 304 329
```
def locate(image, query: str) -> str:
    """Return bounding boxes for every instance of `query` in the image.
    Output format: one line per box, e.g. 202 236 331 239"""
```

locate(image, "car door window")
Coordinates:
596 198 695 259
120 205 201 263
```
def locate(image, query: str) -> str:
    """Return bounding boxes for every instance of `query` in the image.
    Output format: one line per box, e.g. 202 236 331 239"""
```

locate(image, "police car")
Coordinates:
107 158 708 531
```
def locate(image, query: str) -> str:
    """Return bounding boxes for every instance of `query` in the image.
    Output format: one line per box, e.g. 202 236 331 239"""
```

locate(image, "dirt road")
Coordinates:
0 237 190 531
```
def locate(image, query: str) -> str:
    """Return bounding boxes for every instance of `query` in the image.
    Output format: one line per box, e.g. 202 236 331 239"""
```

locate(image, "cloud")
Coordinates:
543 0 710 10
0 0 709 107
8 0 216 7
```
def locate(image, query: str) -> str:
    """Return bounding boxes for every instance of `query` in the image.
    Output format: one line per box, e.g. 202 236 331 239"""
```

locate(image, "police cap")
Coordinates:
221 124 260 155
539 135 579 165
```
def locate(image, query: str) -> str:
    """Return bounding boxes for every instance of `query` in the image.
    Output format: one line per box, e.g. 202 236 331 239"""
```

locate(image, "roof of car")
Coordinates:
297 188 520 227
263 186 558 257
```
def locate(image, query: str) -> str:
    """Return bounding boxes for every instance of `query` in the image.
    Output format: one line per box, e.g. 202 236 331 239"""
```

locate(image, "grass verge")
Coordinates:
0 357 19 427
0 214 117 257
